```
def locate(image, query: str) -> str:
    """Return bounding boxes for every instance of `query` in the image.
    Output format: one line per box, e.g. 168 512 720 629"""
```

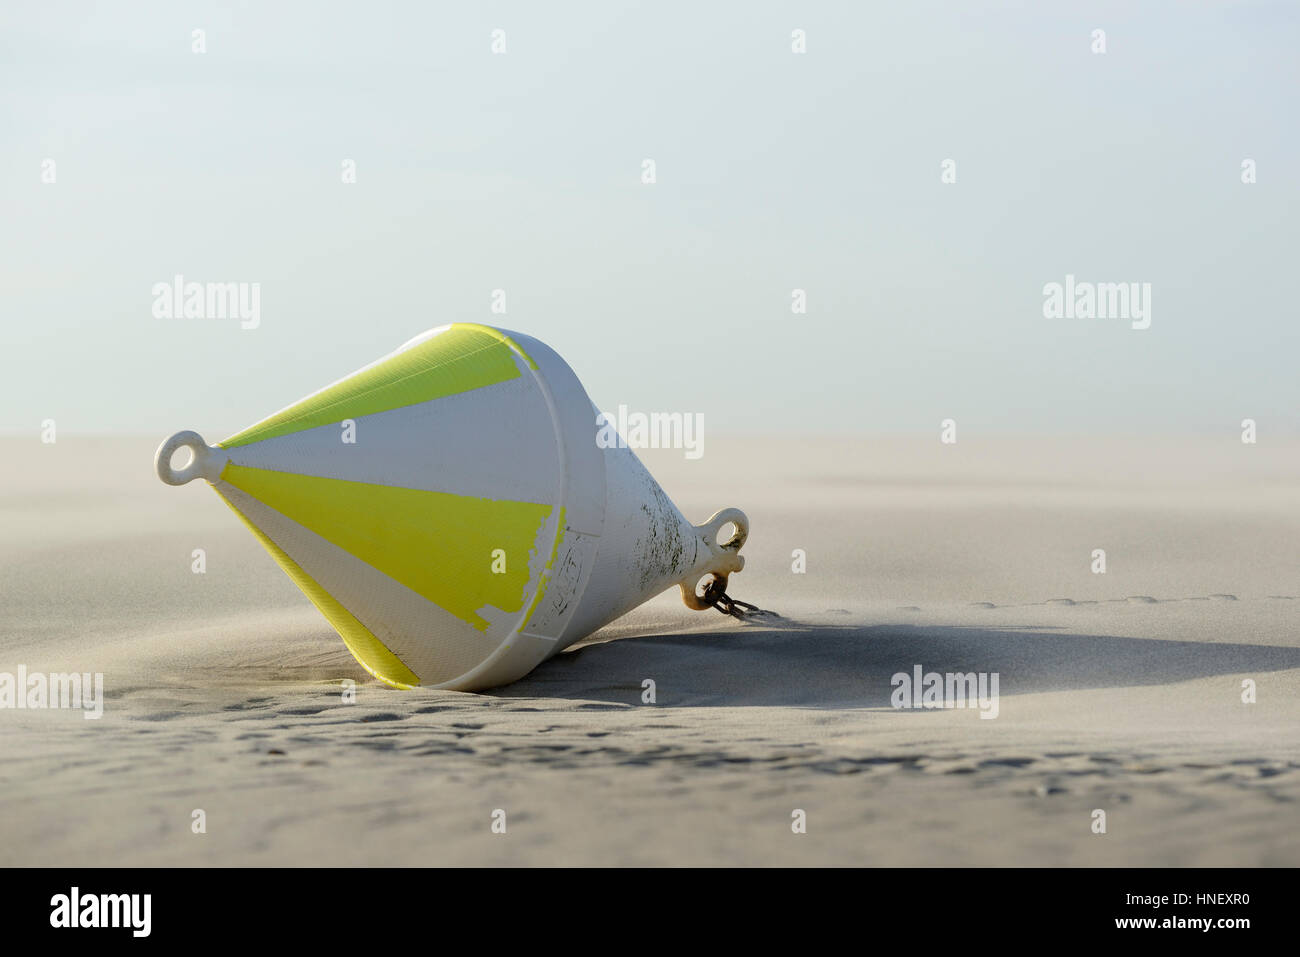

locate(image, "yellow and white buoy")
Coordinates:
155 323 751 691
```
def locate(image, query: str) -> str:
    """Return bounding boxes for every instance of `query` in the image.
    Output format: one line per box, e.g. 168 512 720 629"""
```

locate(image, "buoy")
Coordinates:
155 324 752 691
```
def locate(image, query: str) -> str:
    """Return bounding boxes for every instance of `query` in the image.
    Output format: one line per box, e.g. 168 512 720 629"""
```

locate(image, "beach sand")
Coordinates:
2 435 1297 866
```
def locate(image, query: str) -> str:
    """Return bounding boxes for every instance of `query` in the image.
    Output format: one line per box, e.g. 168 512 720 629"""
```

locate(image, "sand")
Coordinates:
1 434 1297 866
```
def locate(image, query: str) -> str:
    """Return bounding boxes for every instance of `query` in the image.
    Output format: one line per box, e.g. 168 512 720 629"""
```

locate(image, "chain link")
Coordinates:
699 576 772 619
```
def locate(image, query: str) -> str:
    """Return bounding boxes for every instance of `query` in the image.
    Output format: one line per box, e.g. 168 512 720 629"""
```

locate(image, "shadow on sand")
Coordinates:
492 619 1300 708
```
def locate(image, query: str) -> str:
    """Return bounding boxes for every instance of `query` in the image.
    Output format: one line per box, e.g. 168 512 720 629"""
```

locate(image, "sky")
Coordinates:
2 0 1297 438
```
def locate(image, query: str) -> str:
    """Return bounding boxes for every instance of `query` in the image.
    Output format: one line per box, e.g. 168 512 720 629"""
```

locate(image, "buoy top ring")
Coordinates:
155 431 228 486
679 508 749 611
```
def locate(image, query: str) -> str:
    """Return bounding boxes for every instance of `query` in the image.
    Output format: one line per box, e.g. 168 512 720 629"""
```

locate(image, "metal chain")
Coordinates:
699 576 772 619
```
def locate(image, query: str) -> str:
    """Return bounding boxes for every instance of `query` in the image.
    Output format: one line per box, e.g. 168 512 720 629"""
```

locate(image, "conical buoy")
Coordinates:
156 324 751 691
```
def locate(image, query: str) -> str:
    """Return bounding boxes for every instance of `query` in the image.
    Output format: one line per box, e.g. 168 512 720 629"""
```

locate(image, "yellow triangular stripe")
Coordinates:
221 464 552 632
220 325 531 449
213 490 421 689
